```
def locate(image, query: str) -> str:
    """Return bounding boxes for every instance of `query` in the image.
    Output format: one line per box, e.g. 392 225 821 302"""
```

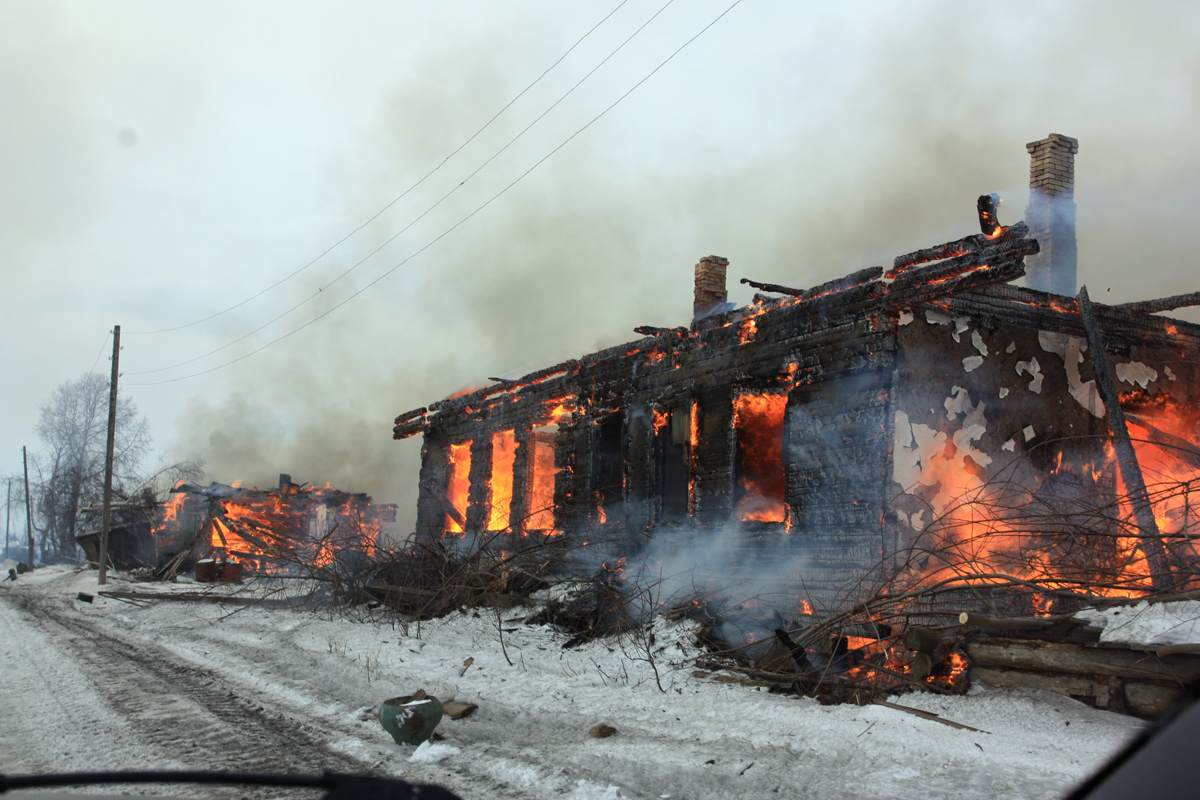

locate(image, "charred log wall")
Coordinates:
409 289 900 598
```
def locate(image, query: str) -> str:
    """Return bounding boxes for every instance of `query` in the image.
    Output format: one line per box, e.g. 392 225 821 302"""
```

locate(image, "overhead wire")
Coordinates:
125 0 676 376
87 330 112 374
124 0 632 337
126 0 745 387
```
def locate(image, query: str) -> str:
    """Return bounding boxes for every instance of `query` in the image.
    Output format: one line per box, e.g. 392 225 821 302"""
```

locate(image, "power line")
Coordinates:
87 330 112 374
125 0 676 377
124 0 632 337
126 0 746 387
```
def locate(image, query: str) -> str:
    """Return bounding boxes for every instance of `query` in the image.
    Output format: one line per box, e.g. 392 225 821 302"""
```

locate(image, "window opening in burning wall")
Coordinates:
733 391 788 523
486 429 517 531
592 414 624 526
445 440 472 534
654 405 690 521
524 426 558 532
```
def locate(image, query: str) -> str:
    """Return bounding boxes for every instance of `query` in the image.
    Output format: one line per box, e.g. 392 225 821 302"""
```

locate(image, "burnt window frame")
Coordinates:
731 381 791 530
590 411 625 527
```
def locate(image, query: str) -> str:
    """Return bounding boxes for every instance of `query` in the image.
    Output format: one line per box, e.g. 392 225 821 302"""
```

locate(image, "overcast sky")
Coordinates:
2 0 1198 532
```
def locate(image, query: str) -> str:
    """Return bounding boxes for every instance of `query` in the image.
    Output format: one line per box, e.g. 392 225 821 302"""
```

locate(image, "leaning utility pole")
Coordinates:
22 446 34 571
98 325 120 586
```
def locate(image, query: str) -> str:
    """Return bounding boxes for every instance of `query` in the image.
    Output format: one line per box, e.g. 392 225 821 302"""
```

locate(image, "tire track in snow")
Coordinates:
20 593 552 800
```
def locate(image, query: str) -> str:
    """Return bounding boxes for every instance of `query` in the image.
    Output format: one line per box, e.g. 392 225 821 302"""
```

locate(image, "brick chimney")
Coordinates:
1023 133 1079 295
693 255 729 324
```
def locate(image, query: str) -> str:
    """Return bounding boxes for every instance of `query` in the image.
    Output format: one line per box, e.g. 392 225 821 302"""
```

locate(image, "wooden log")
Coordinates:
1077 285 1172 590
393 406 427 425
872 698 988 733
739 266 883 299
956 612 1102 645
97 590 278 605
891 222 1029 272
1123 681 1188 717
970 666 1122 708
1115 291 1200 316
976 193 1002 237
965 638 1200 683
889 237 1038 290
1126 413 1200 470
905 625 954 653
393 418 429 440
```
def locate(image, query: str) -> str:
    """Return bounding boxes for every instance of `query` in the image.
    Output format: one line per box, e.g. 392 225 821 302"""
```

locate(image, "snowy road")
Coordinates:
1 568 1144 799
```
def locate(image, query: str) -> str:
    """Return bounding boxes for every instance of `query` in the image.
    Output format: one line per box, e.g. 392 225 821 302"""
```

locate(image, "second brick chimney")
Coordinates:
693 255 729 325
1023 133 1079 296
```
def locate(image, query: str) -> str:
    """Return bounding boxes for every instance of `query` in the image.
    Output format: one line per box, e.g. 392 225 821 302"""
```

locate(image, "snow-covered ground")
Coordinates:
1 566 1143 799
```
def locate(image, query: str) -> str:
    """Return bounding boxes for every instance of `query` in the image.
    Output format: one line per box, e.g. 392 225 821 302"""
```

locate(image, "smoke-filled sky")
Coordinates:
2 0 1198 532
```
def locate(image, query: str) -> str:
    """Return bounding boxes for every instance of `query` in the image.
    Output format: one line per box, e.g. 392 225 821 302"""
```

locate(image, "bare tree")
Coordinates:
33 372 151 560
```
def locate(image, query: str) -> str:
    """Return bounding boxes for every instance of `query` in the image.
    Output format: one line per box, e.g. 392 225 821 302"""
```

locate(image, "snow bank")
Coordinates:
1076 600 1200 646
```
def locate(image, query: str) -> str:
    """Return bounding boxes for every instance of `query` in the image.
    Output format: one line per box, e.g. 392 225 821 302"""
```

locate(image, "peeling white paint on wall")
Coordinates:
963 355 985 372
925 310 952 326
971 331 989 357
898 309 914 326
952 316 971 343
1023 424 1036 441
892 410 949 489
1015 357 1044 394
943 386 992 468
1039 331 1106 418
945 386 972 419
1115 361 1158 388
999 387 1010 399
1002 439 1016 452
1165 366 1177 381
1006 342 1016 354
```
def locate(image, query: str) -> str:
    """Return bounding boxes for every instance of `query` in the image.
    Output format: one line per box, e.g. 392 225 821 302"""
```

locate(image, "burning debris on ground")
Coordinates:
387 134 1200 712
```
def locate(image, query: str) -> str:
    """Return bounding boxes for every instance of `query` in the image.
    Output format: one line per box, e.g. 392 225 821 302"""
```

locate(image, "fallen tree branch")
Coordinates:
872 699 989 734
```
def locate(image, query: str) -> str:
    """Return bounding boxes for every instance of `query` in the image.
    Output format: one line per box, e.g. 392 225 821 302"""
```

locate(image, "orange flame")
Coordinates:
445 440 473 535
526 430 559 533
733 393 788 523
651 408 669 437
486 430 517 531
738 317 758 345
688 401 700 517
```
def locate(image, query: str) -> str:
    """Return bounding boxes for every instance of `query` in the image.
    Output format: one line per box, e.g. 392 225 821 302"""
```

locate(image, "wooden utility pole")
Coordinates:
4 478 11 561
22 446 34 570
98 325 120 585
1076 286 1171 590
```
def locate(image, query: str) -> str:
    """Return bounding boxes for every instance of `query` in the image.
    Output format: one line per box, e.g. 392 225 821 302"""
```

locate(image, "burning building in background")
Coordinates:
89 474 401 576
393 134 1200 621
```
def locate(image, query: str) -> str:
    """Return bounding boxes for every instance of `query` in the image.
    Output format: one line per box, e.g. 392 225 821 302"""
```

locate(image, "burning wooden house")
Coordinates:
394 133 1200 618
145 474 396 577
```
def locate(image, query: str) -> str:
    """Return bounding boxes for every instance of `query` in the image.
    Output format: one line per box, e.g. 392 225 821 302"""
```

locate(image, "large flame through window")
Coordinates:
445 440 472 534
487 429 517 531
733 392 788 523
525 429 558 532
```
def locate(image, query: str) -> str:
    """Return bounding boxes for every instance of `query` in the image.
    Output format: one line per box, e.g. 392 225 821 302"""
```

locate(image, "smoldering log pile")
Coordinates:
667 587 1200 716
904 610 1200 718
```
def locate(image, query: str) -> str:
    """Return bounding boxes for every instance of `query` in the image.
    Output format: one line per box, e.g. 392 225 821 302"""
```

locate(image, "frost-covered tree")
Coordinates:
33 372 151 560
